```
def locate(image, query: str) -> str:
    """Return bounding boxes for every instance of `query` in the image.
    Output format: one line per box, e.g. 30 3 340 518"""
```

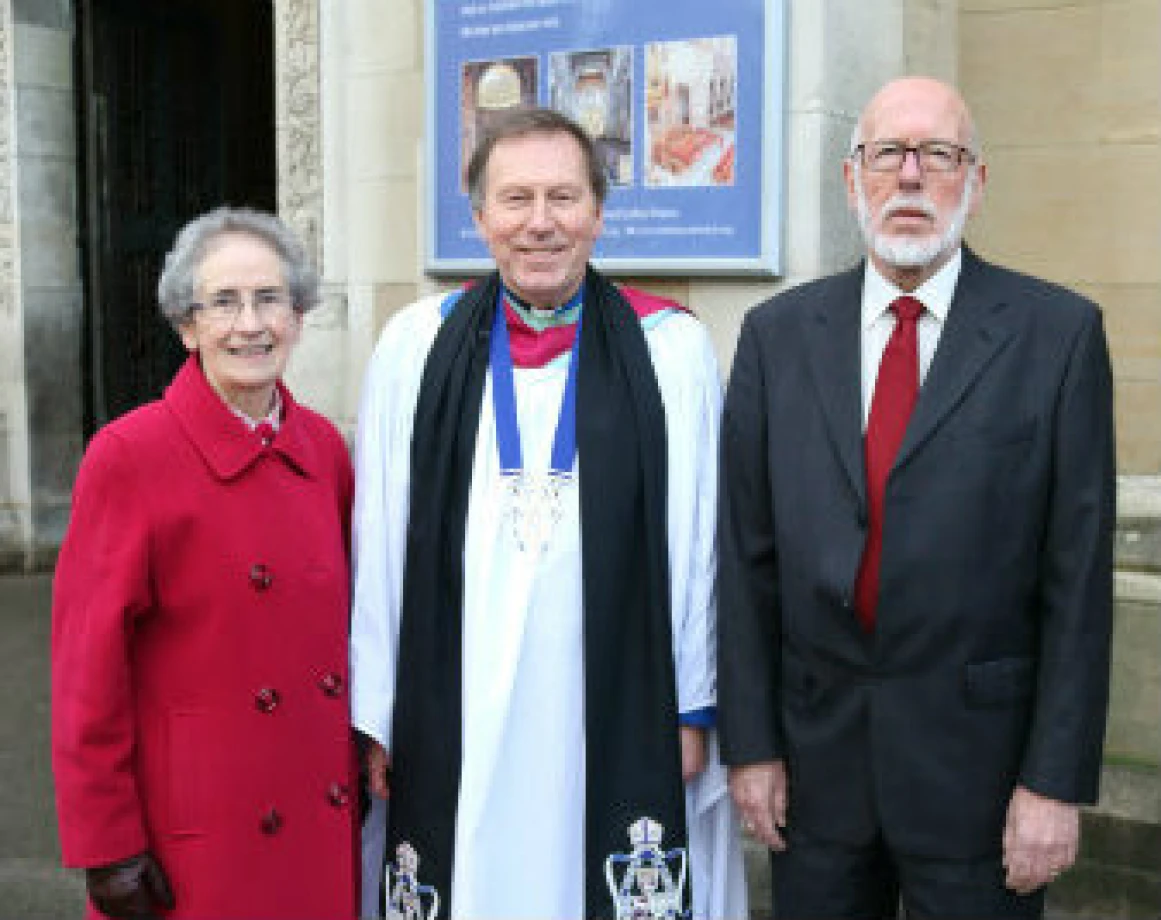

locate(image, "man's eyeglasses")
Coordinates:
854 140 976 174
190 289 294 323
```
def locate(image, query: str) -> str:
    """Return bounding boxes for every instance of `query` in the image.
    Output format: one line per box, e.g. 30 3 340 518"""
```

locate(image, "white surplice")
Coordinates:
350 293 747 920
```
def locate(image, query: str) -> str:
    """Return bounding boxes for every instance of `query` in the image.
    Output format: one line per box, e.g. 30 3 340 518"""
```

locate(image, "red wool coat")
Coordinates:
52 357 358 920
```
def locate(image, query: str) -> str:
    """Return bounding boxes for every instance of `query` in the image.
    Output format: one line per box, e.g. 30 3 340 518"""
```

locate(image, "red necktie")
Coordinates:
854 295 924 630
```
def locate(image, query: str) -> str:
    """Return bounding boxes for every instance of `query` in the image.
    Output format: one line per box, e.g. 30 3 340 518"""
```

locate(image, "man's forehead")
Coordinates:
862 82 970 141
486 131 587 180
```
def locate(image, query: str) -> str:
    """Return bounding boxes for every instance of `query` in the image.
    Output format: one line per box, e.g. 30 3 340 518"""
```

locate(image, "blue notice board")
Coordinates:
425 0 786 276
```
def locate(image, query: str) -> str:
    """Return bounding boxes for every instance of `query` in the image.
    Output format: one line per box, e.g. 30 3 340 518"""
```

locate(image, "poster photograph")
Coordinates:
645 37 737 188
549 46 634 189
461 56 539 192
427 0 784 275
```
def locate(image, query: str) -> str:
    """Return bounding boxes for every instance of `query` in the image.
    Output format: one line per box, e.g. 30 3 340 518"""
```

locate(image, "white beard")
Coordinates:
856 168 976 270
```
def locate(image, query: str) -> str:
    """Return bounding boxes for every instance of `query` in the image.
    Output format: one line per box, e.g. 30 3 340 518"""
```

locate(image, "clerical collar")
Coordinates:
502 285 583 332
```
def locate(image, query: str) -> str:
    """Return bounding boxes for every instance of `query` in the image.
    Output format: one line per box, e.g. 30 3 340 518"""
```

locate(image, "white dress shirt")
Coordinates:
860 249 963 428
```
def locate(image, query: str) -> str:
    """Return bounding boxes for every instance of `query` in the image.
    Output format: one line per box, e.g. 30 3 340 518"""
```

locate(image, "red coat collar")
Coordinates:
164 356 318 481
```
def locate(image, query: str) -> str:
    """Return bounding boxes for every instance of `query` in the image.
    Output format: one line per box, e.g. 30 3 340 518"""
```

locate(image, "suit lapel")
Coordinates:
895 250 1016 471
803 266 866 505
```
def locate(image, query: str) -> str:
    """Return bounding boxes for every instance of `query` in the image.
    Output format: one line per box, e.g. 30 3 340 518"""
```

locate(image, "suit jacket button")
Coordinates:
249 563 273 590
319 672 344 698
326 783 350 808
254 687 280 713
259 808 283 834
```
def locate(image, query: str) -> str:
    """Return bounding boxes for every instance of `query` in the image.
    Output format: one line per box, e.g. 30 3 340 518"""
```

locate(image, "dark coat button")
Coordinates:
259 808 283 834
326 783 350 808
249 563 273 590
254 687 280 713
319 673 344 698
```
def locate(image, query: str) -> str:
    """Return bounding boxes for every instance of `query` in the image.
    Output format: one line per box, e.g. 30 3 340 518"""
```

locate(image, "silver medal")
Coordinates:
501 469 573 553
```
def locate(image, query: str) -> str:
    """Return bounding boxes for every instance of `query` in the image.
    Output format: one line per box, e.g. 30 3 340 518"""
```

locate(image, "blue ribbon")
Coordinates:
489 289 582 475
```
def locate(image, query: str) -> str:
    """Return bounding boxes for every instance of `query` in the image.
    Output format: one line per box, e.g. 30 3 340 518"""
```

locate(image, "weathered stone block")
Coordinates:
15 85 74 158
1081 812 1161 874
1085 283 1161 388
348 0 419 72
12 22 72 91
348 178 419 284
1099 762 1161 824
1106 584 1161 767
1115 380 1161 475
372 282 422 335
1117 518 1161 574
11 0 69 31
348 71 423 181
969 144 1161 290
1047 854 1161 920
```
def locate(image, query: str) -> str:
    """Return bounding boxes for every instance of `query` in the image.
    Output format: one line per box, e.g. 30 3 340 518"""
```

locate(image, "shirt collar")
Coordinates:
229 388 282 432
862 247 962 329
165 356 316 481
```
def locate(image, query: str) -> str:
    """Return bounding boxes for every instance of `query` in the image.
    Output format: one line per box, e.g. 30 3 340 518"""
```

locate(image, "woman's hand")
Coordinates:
366 739 393 799
86 851 175 919
679 726 707 782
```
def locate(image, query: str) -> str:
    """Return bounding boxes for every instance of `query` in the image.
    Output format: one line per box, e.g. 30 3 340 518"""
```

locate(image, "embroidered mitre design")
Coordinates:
385 842 440 920
604 816 689 919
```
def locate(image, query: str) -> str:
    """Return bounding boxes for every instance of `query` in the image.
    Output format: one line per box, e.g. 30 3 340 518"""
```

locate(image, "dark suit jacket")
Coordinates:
717 249 1115 859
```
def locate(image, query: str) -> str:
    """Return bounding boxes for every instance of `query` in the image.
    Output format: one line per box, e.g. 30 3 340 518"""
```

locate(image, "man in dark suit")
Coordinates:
718 76 1115 918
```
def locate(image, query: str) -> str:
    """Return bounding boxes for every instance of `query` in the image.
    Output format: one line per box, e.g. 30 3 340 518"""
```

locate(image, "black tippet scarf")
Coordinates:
384 267 689 918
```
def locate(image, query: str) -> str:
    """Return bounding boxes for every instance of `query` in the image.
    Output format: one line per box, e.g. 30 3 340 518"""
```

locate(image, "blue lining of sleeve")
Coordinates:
440 289 464 320
679 706 716 728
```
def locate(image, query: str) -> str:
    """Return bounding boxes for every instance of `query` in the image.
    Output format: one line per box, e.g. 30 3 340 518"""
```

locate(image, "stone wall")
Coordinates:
278 0 425 437
0 0 80 571
1047 477 1161 917
14 0 79 564
0 0 30 570
960 0 1161 475
961 3 1161 914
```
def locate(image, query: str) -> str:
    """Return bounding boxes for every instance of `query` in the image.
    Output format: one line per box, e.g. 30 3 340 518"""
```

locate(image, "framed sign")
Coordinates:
425 0 786 276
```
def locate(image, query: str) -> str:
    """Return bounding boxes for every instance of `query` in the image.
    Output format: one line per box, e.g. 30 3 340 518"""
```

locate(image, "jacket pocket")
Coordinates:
166 709 207 837
963 657 1035 708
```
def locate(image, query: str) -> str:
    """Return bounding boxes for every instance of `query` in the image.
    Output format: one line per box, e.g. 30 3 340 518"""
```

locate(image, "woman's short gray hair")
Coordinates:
157 206 319 326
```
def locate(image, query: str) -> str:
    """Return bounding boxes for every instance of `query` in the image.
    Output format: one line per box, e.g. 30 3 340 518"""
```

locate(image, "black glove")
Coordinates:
86 851 175 919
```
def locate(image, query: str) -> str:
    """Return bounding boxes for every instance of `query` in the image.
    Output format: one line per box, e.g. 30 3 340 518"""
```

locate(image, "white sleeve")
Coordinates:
657 320 748 920
349 297 444 749
648 312 723 717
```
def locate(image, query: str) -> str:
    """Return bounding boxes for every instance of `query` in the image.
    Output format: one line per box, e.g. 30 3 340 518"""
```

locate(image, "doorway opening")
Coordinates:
76 0 277 434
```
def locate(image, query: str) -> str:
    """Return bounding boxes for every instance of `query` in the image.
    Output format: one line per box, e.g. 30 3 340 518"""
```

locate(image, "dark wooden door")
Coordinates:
77 0 275 433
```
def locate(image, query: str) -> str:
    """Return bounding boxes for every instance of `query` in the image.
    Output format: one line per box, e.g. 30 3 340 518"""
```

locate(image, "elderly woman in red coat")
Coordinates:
52 207 357 920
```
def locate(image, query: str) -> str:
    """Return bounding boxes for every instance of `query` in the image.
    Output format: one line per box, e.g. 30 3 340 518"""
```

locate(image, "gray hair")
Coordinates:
466 106 608 211
156 206 319 326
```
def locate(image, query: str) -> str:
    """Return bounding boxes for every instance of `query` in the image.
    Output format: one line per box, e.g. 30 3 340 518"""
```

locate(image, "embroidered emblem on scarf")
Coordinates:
385 842 440 920
604 817 690 919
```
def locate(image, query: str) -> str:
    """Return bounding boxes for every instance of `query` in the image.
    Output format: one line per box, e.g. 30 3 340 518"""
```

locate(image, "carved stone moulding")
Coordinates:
275 0 324 274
